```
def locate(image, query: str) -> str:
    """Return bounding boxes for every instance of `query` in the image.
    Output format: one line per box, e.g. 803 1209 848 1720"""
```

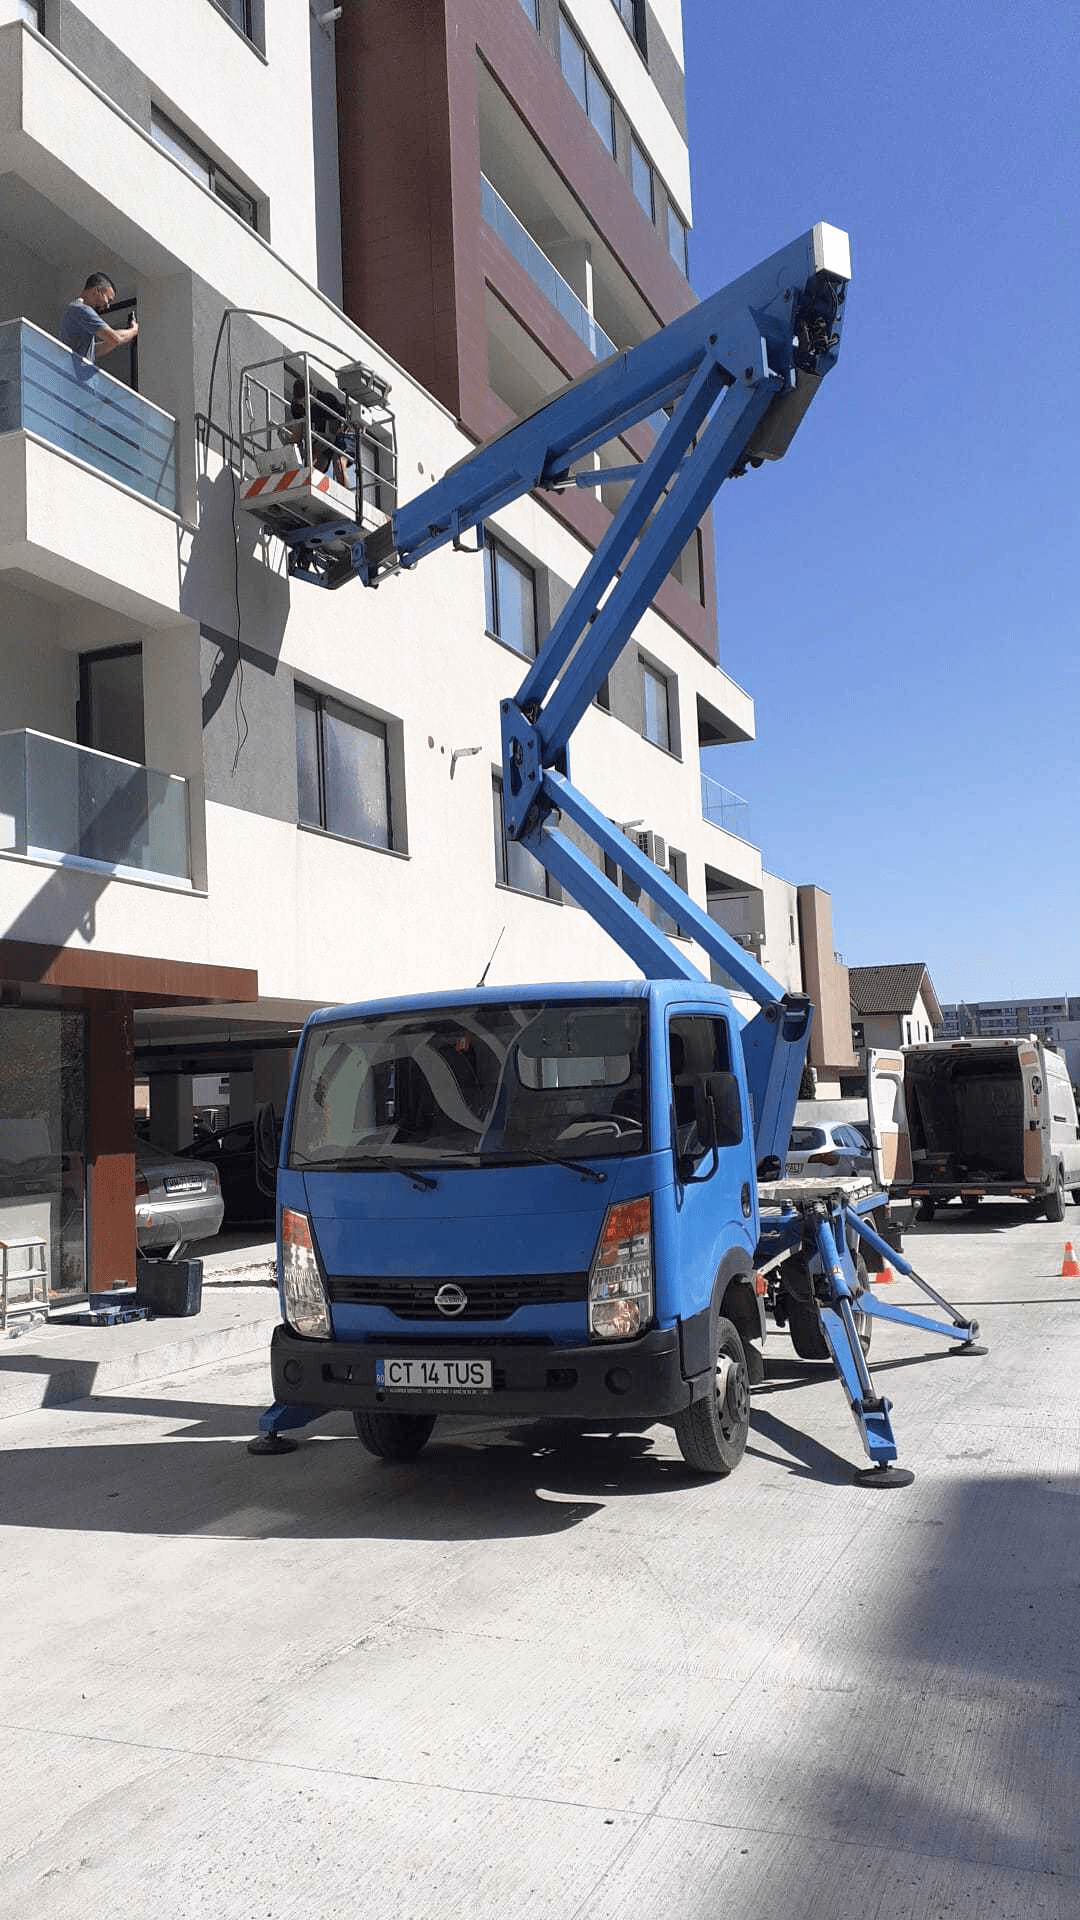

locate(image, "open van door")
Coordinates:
867 1050 912 1191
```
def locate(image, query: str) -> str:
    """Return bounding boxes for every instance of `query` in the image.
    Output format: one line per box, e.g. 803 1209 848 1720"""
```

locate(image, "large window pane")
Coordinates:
559 15 588 111
516 0 540 25
630 135 654 219
295 689 321 828
642 661 671 750
151 107 212 187
667 202 689 276
586 57 615 153
484 535 537 657
324 703 391 848
493 777 549 897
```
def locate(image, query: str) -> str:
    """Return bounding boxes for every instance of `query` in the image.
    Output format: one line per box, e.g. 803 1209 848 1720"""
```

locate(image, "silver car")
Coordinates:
135 1142 224 1253
786 1121 873 1179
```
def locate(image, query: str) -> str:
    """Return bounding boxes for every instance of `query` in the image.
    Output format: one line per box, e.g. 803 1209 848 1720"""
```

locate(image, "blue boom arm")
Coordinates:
288 224 851 1163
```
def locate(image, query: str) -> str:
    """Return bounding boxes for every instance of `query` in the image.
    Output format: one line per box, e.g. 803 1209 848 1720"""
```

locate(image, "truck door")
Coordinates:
867 1050 912 1190
663 1013 754 1317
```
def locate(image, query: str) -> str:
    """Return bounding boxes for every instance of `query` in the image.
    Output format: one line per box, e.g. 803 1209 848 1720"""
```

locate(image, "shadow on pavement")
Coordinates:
0 1412 723 1543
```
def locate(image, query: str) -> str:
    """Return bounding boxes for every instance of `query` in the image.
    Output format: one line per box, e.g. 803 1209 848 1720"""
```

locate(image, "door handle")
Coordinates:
741 1182 752 1218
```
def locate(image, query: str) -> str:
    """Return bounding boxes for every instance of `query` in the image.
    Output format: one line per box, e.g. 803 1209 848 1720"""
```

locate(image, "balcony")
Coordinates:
481 175 616 361
0 319 177 511
0 731 190 886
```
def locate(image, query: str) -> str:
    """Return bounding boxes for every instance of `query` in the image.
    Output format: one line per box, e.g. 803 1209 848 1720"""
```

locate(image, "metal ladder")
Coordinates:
0 1236 49 1332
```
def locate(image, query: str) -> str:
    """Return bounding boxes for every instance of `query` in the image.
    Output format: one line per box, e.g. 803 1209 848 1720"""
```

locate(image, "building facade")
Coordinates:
845 963 942 1095
0 0 768 1302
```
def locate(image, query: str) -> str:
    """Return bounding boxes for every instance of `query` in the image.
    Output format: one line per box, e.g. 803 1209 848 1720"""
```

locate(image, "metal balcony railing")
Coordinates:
700 772 750 839
0 318 177 510
481 176 617 361
0 731 190 883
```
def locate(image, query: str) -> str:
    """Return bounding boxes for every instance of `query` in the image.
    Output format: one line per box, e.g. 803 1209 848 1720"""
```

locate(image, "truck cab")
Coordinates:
271 978 764 1472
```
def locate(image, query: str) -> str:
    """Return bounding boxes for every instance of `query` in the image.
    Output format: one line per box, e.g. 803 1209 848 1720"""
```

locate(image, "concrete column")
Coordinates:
253 1047 295 1117
230 1070 255 1125
148 1072 194 1151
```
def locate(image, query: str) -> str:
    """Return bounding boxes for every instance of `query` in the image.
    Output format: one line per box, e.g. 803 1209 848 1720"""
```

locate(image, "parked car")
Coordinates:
786 1121 873 1179
183 1116 279 1227
135 1141 224 1253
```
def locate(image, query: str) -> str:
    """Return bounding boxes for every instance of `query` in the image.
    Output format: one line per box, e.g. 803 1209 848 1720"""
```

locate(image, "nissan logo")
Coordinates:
434 1282 468 1317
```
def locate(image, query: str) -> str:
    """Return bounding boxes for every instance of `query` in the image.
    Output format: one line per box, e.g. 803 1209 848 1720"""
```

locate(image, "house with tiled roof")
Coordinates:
848 964 943 1068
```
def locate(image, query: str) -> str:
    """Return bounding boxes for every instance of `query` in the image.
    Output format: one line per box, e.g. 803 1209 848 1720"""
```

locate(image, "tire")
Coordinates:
787 1256 872 1362
353 1410 436 1461
1044 1168 1066 1223
1071 1191 1080 1208
915 1198 936 1222
672 1314 750 1476
963 1195 982 1213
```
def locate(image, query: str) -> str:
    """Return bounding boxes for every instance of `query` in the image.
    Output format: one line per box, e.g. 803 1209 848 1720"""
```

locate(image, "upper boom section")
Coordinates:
359 222 850 586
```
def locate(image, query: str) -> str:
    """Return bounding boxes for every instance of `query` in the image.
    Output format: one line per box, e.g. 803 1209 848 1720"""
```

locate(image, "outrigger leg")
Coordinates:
847 1212 989 1356
248 1400 326 1455
807 1209 915 1487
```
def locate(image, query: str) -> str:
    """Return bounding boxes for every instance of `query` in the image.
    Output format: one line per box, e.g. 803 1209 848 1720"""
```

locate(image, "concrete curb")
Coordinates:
0 1292 279 1421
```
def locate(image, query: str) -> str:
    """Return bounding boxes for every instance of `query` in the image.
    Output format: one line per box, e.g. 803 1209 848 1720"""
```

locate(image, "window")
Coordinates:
493 776 553 899
641 659 672 751
212 0 254 37
558 15 615 156
666 201 689 277
151 107 258 228
483 534 538 658
295 687 394 850
630 135 654 220
655 848 689 940
610 0 646 53
516 0 540 25
14 1 43 26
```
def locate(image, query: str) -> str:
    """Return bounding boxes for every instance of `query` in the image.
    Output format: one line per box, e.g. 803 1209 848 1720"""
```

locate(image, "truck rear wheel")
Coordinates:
787 1256 872 1362
672 1314 749 1476
915 1198 935 1222
1045 1168 1066 1223
353 1410 436 1461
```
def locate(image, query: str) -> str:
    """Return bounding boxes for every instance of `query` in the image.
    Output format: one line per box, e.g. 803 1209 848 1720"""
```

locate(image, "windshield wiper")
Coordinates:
505 1148 608 1184
293 1154 438 1191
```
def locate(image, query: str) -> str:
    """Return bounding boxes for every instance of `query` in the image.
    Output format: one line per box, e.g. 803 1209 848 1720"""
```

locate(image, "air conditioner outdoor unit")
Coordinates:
629 827 666 868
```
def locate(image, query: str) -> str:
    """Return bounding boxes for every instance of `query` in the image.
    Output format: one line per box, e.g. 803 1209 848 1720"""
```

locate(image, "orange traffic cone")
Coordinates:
877 1265 895 1285
1061 1242 1079 1278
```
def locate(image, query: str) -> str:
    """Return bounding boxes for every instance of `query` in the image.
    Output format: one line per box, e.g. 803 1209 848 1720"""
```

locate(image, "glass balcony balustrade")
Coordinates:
700 772 750 840
481 176 616 362
0 318 177 511
0 730 190 883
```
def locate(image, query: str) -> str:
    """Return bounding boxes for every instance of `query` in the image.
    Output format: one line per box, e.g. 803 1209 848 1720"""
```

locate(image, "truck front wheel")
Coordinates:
353 1410 436 1461
672 1315 750 1476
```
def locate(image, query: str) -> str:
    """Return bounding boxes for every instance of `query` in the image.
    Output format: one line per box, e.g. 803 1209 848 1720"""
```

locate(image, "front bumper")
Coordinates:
269 1321 699 1421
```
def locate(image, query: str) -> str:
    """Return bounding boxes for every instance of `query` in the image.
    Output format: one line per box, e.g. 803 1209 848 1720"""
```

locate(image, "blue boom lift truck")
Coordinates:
247 224 985 1486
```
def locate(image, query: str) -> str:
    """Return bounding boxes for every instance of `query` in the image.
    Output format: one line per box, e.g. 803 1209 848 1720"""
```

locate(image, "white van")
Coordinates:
868 1037 1080 1222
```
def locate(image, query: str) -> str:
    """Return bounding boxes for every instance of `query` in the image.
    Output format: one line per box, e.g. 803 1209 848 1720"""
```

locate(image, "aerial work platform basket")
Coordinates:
235 349 397 548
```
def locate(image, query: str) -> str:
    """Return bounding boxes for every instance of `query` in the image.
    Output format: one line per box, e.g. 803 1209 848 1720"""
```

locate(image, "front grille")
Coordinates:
326 1272 588 1321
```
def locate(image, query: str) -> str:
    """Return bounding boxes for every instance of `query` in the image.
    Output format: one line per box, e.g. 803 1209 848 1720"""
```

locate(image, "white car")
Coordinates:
786 1121 873 1179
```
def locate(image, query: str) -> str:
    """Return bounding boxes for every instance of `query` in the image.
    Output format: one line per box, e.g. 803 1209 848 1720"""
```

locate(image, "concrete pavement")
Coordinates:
0 1202 1078 1918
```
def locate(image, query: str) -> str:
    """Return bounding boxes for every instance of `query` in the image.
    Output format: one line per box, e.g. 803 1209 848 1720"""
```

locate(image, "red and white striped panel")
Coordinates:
241 466 333 501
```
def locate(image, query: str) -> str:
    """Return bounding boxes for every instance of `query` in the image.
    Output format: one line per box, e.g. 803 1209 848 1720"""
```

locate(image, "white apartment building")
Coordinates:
0 0 769 1300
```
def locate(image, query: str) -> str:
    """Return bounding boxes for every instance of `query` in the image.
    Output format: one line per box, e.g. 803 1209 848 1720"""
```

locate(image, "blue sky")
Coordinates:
684 0 1078 1002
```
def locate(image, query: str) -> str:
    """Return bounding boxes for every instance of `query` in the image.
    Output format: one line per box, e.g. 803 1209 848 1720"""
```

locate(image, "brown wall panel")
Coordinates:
85 1001 135 1293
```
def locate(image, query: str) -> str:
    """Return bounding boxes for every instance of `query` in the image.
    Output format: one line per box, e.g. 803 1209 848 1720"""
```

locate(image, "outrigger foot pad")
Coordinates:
247 1433 300 1455
948 1341 988 1356
853 1463 915 1488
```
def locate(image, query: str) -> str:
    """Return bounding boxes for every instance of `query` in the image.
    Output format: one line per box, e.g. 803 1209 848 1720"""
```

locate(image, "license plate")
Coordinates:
164 1176 203 1193
376 1357 492 1394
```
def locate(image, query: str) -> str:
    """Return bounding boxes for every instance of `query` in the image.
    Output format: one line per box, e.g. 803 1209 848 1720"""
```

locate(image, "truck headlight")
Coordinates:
588 1196 653 1339
281 1207 331 1339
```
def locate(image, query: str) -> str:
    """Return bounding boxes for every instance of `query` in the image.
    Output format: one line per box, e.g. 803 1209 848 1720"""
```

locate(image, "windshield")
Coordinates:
288 999 647 1170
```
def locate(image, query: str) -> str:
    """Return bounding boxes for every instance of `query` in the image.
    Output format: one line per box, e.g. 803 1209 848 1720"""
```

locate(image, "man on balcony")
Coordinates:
59 273 138 364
